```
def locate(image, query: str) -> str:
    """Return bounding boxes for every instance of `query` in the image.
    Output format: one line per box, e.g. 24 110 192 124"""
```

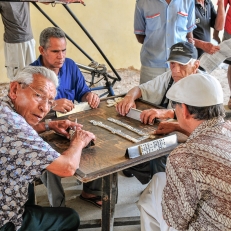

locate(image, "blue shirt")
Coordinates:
0 96 60 229
31 56 90 102
134 0 196 68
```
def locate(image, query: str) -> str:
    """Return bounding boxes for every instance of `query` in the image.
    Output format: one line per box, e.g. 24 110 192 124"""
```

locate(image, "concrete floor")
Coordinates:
35 171 148 231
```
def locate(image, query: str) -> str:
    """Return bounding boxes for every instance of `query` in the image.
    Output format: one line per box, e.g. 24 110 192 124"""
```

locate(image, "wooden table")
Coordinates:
41 97 178 231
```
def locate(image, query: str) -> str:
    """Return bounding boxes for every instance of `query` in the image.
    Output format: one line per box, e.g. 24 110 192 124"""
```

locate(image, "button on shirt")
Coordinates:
0 96 60 230
31 56 90 102
134 0 196 68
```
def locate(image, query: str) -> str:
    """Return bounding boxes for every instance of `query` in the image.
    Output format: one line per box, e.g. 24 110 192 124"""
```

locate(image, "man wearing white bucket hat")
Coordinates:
137 73 231 231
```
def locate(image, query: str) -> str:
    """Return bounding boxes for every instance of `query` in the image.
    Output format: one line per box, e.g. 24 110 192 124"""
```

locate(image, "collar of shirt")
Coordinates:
37 55 66 78
187 116 225 141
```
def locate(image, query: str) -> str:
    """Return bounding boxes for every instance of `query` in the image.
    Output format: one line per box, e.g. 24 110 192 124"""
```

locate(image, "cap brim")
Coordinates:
167 56 192 65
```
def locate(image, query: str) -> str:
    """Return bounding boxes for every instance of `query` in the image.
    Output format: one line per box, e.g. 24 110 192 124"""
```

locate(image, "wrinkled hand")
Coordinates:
53 99 74 113
202 42 220 54
49 120 83 139
86 92 100 108
71 129 96 148
140 109 173 124
151 121 179 135
116 96 136 116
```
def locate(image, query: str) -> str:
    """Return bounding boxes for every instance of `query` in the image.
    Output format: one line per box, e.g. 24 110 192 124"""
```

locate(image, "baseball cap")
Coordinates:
166 73 223 107
167 42 198 65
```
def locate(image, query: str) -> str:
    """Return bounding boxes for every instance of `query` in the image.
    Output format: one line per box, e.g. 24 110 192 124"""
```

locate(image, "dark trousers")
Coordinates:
0 205 80 231
128 155 168 184
0 183 80 231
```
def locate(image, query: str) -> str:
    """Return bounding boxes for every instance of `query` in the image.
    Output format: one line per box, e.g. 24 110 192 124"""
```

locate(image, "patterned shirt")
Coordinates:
162 117 231 230
0 96 60 230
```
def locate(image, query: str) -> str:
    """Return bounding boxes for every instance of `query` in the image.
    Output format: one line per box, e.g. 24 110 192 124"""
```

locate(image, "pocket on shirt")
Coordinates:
176 12 188 31
63 89 75 101
145 13 161 31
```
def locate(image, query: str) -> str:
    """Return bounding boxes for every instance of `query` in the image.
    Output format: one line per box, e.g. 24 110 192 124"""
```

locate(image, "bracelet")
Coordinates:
45 119 52 131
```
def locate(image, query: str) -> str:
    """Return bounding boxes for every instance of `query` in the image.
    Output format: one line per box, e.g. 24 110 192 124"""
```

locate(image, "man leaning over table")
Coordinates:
30 27 103 208
138 73 231 231
116 41 201 183
0 66 96 231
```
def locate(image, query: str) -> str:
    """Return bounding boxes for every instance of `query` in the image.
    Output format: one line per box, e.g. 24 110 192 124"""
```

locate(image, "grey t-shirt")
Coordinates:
0 2 33 43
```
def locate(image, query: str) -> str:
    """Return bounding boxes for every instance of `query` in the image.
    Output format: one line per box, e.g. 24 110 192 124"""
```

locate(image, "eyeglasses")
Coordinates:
21 83 56 109
170 100 179 109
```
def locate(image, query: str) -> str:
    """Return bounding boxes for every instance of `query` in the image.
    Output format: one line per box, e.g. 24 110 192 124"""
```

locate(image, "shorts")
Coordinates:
4 38 36 80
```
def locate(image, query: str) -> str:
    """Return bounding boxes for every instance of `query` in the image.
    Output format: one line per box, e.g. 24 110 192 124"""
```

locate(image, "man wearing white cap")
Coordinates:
116 41 200 181
137 73 231 231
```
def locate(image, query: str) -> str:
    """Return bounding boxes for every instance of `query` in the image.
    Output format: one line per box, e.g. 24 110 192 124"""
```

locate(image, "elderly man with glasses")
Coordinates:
116 41 201 183
0 66 95 231
137 73 231 231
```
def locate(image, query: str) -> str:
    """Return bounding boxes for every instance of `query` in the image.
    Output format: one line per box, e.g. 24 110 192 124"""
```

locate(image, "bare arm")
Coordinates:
214 0 225 31
192 38 220 54
116 86 141 116
135 34 145 44
46 129 95 177
186 31 193 41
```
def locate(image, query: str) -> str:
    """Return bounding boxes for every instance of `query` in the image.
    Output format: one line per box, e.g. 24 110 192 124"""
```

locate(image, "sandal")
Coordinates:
79 194 102 208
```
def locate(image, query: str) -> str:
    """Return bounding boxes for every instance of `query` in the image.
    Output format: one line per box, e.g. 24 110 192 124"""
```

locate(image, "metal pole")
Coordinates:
32 2 94 61
63 4 121 81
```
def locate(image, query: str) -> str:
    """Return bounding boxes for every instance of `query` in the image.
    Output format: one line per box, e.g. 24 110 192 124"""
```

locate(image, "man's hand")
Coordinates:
116 96 136 116
49 120 82 139
71 129 96 149
53 99 74 113
152 121 180 135
140 109 175 124
85 92 100 108
201 42 220 54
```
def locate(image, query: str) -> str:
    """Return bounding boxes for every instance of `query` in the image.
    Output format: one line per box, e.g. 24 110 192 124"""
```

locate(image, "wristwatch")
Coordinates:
45 119 52 131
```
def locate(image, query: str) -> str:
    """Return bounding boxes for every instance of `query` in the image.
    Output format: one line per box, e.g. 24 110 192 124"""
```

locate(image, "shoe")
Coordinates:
228 97 231 109
79 194 102 208
122 169 134 178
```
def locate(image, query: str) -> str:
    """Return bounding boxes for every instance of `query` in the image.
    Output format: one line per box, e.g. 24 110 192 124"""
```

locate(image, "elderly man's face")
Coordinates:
39 37 66 70
170 61 198 82
10 74 56 127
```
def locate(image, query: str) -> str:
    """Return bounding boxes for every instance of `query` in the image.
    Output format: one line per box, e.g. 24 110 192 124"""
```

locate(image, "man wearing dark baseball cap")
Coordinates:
115 41 201 183
167 41 198 65
138 73 231 231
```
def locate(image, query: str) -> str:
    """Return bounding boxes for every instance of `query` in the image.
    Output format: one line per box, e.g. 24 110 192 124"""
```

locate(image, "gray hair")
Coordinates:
39 27 66 49
12 66 59 88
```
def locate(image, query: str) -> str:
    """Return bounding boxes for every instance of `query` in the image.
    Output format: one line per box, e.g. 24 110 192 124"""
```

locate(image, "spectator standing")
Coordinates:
0 2 36 80
134 0 196 84
192 0 225 58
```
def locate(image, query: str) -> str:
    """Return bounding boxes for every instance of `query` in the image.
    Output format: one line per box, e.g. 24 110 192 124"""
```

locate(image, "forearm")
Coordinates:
173 123 190 136
47 141 84 177
33 122 46 133
186 31 193 41
126 86 142 101
81 91 90 102
215 0 225 31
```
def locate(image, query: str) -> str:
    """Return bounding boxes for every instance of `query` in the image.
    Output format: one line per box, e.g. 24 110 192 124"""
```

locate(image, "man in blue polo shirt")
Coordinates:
31 27 100 113
134 0 196 84
31 27 102 208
